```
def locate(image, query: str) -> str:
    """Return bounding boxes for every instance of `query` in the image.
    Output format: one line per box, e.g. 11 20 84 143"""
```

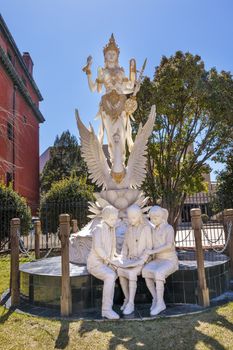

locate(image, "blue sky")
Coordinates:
1 0 233 179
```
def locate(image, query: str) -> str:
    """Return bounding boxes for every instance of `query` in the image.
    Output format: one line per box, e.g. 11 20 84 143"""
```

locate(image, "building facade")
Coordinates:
0 15 45 210
181 172 217 222
39 147 51 173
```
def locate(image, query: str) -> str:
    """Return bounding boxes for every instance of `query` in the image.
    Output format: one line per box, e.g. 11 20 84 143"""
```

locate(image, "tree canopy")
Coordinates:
40 175 94 232
0 182 31 242
215 150 233 210
133 51 233 227
40 130 87 193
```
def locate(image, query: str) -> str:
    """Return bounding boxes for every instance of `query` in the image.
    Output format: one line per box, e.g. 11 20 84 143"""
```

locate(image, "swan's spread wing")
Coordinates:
76 109 110 189
126 105 156 188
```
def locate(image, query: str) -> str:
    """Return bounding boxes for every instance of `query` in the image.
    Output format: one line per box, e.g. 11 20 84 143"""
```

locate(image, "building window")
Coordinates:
6 172 13 187
7 122 13 141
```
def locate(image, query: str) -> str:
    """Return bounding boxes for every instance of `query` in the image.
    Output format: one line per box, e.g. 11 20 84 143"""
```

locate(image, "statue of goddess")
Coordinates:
83 34 139 166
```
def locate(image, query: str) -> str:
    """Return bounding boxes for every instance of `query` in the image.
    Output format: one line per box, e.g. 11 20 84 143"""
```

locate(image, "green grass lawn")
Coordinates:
1 255 233 350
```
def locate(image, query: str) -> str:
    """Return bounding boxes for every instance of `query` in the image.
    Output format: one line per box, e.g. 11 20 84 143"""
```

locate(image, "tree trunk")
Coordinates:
161 194 186 236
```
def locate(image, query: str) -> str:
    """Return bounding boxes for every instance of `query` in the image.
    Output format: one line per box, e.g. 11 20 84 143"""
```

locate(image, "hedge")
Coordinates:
40 176 94 233
0 182 31 241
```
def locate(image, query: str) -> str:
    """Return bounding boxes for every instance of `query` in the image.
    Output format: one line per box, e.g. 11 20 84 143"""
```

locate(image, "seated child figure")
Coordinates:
87 205 120 320
118 204 152 315
142 206 178 316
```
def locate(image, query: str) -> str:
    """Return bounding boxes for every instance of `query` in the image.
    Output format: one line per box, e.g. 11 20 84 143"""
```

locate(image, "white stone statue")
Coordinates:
75 105 155 191
83 34 138 164
142 206 179 316
70 35 156 266
117 205 152 315
86 205 120 319
79 33 155 192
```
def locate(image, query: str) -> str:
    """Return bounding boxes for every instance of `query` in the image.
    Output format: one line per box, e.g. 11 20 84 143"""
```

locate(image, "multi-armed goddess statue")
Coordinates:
69 34 156 264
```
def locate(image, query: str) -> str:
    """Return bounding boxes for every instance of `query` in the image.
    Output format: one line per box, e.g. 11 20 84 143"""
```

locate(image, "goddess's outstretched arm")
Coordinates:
87 67 103 93
82 56 99 92
87 73 97 92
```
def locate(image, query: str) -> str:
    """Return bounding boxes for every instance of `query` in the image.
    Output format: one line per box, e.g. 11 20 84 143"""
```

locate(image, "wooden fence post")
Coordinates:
191 208 210 307
60 214 72 316
10 218 20 307
34 220 41 259
223 209 233 277
71 219 78 234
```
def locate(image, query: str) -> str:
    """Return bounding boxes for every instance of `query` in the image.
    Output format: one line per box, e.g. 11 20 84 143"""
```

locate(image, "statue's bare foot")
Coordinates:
150 297 157 311
150 301 166 316
123 302 134 315
102 309 120 320
120 298 129 311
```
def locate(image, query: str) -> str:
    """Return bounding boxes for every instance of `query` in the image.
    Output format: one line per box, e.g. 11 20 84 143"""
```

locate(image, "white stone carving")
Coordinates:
142 206 179 316
86 205 120 319
77 34 155 192
69 220 98 264
82 34 137 164
69 218 127 264
117 205 152 315
75 105 155 191
69 36 157 316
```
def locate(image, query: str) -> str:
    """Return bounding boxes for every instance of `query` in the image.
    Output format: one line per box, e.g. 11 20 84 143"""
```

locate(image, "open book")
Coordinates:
112 256 143 268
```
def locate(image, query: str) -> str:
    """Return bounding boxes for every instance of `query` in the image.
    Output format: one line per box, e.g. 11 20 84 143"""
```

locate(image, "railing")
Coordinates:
175 222 226 248
0 203 25 252
40 200 89 235
19 231 61 252
0 193 230 253
176 192 227 248
8 210 233 311
0 199 89 253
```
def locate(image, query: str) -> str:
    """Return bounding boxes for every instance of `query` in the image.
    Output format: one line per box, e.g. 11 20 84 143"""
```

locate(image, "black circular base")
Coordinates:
19 251 230 313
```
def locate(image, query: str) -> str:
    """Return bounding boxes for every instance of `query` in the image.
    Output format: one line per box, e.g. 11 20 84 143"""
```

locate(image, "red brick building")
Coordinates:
0 15 45 210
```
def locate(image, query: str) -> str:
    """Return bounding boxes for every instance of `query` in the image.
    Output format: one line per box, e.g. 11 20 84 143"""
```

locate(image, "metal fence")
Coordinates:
19 231 61 253
0 192 229 254
0 203 31 252
0 199 89 253
40 200 89 234
176 223 226 248
176 192 226 249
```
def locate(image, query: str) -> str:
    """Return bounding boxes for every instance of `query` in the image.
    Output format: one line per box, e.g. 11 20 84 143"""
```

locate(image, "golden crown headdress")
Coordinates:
103 34 120 56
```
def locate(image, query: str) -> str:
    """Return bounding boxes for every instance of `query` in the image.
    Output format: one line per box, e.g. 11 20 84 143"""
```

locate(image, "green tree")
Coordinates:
40 175 94 232
215 151 233 210
40 130 87 193
0 182 31 243
133 52 233 229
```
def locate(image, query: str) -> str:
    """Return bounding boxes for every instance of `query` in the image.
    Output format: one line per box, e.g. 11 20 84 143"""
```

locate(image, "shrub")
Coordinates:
0 182 31 241
40 176 94 233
